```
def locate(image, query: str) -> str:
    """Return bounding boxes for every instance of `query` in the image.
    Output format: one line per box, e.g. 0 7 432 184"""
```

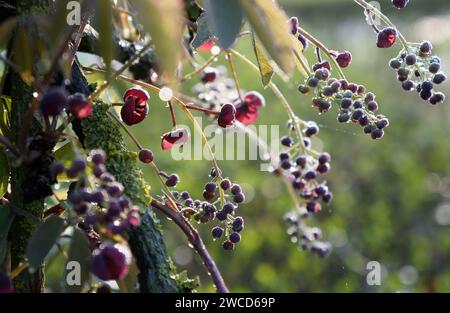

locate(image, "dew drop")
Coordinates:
211 45 221 56
159 87 173 102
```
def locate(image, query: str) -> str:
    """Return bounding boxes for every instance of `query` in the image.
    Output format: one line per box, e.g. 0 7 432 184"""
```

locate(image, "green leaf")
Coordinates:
0 96 11 137
0 18 17 50
134 0 185 81
26 216 66 269
0 205 14 264
185 0 203 21
65 228 91 293
203 0 243 50
240 0 295 75
252 34 274 87
97 0 113 76
12 27 33 84
191 13 212 49
0 149 10 198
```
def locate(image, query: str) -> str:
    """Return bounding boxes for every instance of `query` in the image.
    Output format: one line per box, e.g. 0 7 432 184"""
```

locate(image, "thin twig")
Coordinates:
184 104 219 115
225 51 243 102
296 27 346 80
150 198 229 293
230 49 320 157
106 110 143 150
181 53 218 82
167 100 177 128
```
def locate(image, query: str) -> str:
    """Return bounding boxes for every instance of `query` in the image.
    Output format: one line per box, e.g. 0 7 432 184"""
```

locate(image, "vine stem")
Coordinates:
296 27 346 80
184 104 219 115
106 110 143 150
150 198 229 293
181 53 218 82
353 0 409 49
225 51 244 102
167 100 177 128
293 48 312 76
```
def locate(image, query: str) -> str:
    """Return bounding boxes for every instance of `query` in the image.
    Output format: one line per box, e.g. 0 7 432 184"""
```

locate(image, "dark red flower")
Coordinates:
201 67 218 83
377 27 397 48
335 51 352 68
198 39 215 52
120 87 149 125
218 103 236 128
91 244 129 281
235 91 265 125
67 93 93 119
161 128 189 150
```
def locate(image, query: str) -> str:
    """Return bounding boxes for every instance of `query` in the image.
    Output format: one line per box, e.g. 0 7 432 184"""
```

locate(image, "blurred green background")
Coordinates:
48 0 450 292
150 0 450 292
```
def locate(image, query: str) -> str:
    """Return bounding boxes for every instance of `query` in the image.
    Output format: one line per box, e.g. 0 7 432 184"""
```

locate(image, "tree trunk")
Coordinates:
5 0 54 293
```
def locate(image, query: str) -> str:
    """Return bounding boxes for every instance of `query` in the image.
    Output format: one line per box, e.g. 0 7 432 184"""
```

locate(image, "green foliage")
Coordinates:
0 148 9 198
0 205 14 264
65 228 91 293
97 0 113 77
191 13 212 49
251 35 274 87
203 0 244 50
240 0 295 75
134 0 185 80
25 216 65 269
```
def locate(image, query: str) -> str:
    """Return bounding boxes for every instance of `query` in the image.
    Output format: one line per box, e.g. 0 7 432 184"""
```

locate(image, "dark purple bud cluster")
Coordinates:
173 174 245 251
39 88 93 119
61 149 142 237
278 136 333 209
284 210 331 257
276 125 332 256
298 67 389 140
389 41 446 105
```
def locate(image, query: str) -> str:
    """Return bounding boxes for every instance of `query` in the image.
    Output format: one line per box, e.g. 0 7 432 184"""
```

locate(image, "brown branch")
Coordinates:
150 199 229 293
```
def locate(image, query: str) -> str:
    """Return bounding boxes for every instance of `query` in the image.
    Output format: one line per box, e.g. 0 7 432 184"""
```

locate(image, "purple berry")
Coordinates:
222 240 235 250
91 245 129 280
212 226 224 238
229 232 241 243
40 87 67 117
